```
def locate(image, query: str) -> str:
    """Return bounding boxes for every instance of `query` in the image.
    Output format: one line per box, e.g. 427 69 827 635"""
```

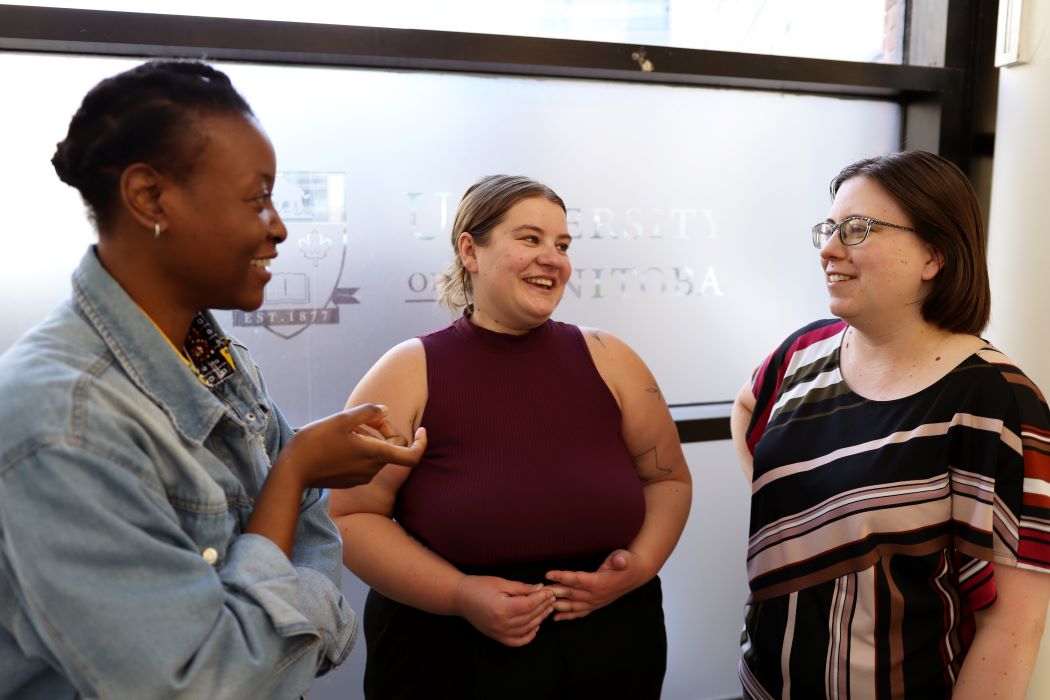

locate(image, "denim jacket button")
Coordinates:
201 547 218 565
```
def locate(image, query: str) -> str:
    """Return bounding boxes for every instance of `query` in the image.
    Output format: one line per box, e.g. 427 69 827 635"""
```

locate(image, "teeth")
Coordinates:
525 277 553 288
251 259 271 269
827 274 851 282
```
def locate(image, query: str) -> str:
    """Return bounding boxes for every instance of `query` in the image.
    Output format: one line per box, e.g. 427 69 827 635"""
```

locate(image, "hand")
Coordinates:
452 575 555 647
278 403 426 490
544 549 646 621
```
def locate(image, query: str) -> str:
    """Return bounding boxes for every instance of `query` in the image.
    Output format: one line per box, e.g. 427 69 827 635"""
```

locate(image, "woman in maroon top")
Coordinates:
330 175 692 698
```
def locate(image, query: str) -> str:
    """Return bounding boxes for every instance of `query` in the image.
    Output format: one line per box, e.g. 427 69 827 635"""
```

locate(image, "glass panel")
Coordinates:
9 0 905 63
0 51 900 428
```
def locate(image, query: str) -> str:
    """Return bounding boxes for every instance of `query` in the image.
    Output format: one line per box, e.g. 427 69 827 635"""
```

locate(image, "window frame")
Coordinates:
0 1 995 441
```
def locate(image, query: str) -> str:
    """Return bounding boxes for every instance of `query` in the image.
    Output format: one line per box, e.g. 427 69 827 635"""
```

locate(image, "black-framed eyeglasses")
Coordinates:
811 215 916 248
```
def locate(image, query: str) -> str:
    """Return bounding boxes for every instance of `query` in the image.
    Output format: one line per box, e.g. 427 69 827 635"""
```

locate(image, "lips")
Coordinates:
826 273 853 283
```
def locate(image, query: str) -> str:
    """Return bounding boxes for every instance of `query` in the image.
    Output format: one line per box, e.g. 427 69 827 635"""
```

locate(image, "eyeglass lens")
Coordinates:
812 218 871 248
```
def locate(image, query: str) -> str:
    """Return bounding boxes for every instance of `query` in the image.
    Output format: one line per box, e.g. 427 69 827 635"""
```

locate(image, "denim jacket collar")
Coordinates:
72 247 227 446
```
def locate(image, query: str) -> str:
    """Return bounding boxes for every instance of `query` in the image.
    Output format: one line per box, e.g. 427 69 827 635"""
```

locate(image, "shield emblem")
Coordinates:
233 172 358 340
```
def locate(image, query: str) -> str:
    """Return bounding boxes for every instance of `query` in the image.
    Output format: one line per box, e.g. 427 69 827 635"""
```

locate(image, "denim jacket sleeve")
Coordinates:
271 400 358 676
0 435 355 700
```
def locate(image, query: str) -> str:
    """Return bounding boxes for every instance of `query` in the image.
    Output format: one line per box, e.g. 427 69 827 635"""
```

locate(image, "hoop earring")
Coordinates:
154 222 162 239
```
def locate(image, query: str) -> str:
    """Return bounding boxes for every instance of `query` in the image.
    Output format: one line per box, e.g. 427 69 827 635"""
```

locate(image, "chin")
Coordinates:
224 294 265 312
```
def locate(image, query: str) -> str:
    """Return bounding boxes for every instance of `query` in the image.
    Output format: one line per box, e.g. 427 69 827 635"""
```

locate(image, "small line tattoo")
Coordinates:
632 446 672 484
590 330 606 348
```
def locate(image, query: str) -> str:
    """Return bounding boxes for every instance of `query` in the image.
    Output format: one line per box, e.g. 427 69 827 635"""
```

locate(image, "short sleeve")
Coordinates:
746 319 845 455
951 348 1050 610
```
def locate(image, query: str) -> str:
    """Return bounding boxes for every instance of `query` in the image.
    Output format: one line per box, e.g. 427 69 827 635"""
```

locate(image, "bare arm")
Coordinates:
730 380 757 482
328 339 553 645
328 339 458 611
953 566 1050 699
247 403 425 556
546 328 692 619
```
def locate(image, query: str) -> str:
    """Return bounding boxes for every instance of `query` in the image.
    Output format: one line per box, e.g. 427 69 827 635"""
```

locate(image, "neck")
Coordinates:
839 315 973 401
845 317 950 363
96 237 196 347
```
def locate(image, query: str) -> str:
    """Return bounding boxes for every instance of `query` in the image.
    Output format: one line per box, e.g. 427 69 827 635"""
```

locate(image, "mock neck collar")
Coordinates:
454 314 553 353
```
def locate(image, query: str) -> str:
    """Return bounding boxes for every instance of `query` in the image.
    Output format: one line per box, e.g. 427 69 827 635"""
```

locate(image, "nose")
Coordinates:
268 208 288 244
818 231 845 261
537 242 570 272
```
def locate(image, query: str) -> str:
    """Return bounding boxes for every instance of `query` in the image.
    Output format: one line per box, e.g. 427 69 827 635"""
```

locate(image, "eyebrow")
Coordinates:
510 224 572 238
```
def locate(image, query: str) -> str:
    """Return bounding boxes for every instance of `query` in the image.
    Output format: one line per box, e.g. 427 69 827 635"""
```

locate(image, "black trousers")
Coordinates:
362 556 667 700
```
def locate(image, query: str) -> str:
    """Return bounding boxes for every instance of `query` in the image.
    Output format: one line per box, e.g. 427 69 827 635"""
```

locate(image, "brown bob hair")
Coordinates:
437 174 566 312
830 151 989 334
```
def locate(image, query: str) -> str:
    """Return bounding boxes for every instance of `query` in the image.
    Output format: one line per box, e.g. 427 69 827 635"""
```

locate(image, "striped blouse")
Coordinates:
740 319 1050 699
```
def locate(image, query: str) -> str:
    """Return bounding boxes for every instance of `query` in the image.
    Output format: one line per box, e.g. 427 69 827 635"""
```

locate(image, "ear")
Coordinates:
921 244 945 281
119 163 167 231
457 232 479 273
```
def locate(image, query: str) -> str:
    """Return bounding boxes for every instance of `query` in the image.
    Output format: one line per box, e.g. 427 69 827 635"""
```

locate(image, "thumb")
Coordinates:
600 549 631 572
503 580 547 597
341 402 388 427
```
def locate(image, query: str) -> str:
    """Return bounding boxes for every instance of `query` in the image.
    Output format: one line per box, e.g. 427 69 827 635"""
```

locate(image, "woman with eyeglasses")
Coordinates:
730 151 1050 699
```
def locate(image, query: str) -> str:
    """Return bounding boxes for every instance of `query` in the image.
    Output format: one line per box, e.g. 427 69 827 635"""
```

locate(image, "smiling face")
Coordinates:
157 113 287 313
460 196 572 334
819 176 942 329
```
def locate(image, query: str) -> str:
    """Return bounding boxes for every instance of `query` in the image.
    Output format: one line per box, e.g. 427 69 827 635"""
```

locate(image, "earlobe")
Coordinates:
458 232 479 273
120 163 166 232
922 247 945 281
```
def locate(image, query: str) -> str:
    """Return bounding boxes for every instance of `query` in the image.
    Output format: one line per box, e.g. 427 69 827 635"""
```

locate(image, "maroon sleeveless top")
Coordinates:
394 316 646 567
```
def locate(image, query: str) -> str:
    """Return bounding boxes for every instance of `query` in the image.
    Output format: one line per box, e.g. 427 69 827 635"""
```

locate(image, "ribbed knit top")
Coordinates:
394 315 646 568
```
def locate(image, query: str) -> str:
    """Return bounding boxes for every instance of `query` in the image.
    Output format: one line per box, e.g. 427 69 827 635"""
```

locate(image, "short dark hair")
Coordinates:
51 60 254 230
437 175 566 312
830 150 989 334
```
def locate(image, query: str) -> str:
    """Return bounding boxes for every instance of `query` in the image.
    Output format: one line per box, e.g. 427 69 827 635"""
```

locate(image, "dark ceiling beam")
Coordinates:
0 4 957 99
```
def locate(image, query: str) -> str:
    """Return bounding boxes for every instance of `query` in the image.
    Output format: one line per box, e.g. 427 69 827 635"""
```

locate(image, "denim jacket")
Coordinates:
0 248 357 699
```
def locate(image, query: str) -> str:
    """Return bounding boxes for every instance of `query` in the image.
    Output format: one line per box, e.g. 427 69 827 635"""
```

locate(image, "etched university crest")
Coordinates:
232 172 359 339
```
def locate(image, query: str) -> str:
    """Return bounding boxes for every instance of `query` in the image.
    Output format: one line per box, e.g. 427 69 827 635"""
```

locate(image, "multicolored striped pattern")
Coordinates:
740 319 1050 699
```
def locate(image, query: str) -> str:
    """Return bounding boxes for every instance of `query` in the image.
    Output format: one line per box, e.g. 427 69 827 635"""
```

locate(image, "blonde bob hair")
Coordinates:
437 174 566 312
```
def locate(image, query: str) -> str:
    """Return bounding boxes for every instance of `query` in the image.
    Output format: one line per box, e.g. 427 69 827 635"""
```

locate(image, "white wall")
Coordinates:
986 1 1050 697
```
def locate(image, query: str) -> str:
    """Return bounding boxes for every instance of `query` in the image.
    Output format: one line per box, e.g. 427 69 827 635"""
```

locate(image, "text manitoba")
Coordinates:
408 266 724 299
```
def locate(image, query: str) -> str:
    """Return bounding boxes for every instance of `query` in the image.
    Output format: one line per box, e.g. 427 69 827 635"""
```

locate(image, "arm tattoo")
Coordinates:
632 446 672 484
589 330 607 348
646 383 661 398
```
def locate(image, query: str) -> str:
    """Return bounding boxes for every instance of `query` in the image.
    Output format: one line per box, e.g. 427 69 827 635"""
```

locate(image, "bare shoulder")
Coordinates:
373 337 426 373
350 338 424 396
578 326 658 406
578 325 639 363
348 337 427 430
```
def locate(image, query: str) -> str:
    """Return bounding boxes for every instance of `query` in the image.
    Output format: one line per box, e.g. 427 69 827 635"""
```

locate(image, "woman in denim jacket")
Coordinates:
0 61 425 699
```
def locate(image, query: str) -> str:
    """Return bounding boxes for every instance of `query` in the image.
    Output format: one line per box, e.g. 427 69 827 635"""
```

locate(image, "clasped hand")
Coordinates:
453 549 646 647
543 549 645 621
453 575 555 647
282 403 426 490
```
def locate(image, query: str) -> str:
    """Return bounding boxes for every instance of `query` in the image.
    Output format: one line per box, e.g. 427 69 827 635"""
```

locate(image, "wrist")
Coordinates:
267 454 308 495
448 574 470 617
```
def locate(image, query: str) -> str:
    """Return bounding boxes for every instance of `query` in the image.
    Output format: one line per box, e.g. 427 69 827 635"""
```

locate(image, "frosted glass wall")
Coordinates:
0 51 900 699
0 52 899 422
